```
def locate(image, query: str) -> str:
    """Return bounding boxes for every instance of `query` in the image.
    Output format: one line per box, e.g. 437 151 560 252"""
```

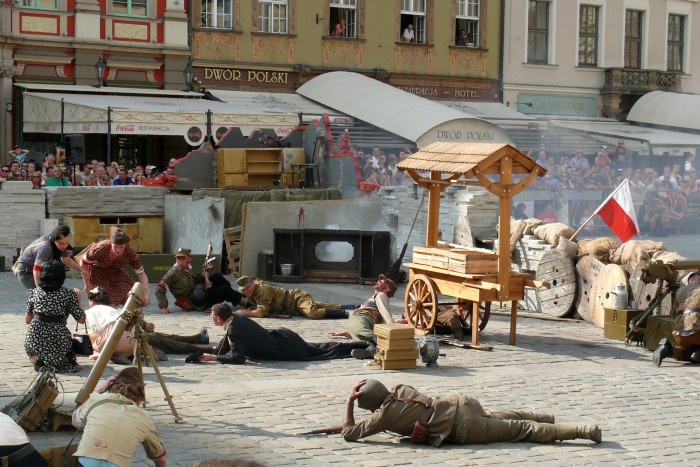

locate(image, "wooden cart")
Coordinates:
396 142 545 345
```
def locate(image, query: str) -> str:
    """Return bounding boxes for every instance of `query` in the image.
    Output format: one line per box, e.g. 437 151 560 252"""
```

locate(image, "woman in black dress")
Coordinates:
24 261 85 373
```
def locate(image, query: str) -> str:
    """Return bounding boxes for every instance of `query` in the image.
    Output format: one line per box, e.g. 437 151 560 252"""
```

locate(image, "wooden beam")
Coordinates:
426 172 442 246
473 168 507 197
405 169 431 189
509 169 541 196
498 155 512 300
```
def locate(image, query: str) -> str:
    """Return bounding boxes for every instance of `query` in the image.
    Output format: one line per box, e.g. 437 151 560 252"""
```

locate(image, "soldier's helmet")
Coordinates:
190 284 207 308
357 380 389 411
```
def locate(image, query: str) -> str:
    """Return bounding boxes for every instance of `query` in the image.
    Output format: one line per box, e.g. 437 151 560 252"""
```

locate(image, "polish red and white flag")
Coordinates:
595 179 640 243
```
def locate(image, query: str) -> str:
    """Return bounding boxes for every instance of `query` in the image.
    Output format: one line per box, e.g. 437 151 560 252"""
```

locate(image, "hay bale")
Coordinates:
610 240 666 268
577 237 619 262
533 223 574 246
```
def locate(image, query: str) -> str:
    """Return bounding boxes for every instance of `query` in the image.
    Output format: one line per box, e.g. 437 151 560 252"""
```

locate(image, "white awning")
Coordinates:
437 100 536 123
15 82 200 97
21 91 299 138
627 90 700 131
210 89 354 125
551 120 700 156
296 71 511 147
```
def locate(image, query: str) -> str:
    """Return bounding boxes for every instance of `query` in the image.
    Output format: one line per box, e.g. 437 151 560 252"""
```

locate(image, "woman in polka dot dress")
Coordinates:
24 261 85 373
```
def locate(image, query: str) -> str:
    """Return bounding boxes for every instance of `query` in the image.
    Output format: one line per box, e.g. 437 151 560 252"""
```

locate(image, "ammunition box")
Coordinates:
375 347 419 361
644 315 677 351
377 358 417 370
373 323 415 340
376 336 417 351
604 308 644 341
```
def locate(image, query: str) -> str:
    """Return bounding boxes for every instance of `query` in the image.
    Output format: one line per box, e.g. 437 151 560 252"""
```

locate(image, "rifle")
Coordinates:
300 425 343 436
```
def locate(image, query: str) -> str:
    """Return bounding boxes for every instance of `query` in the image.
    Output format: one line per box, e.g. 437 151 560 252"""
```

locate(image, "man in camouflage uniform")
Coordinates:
343 379 602 446
236 276 351 319
156 248 245 314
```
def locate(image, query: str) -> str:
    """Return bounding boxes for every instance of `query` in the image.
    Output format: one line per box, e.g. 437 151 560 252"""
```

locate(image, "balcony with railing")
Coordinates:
602 68 682 93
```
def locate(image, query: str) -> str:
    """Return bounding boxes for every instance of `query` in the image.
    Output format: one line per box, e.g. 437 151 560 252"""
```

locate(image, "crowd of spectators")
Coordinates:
351 145 413 187
3 145 179 188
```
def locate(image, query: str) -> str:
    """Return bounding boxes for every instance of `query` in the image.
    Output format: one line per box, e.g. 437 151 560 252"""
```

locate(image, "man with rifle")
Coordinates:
339 379 602 446
156 246 246 314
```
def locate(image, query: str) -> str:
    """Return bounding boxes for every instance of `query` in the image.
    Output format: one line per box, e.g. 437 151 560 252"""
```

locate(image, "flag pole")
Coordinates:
570 179 628 241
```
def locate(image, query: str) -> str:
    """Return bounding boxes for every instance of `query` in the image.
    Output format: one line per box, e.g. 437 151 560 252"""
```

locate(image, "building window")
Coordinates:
624 10 643 69
401 0 426 44
18 0 59 10
201 0 232 28
329 0 357 38
456 0 479 47
113 0 149 17
527 1 549 63
259 0 288 34
668 14 685 72
578 5 599 66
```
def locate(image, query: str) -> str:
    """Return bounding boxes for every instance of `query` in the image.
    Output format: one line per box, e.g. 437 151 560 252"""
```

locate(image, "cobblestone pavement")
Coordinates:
1 271 698 466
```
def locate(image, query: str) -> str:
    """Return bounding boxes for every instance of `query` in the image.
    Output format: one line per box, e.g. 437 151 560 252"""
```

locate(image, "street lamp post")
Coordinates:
94 58 106 88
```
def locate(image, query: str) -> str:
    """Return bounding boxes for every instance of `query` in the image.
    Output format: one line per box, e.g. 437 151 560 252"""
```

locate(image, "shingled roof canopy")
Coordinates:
397 141 545 179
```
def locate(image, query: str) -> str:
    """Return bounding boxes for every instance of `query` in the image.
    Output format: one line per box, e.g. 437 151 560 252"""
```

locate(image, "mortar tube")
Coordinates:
75 282 148 405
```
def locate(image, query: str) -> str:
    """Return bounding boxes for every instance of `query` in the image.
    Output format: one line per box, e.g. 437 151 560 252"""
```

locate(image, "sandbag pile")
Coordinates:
509 219 685 326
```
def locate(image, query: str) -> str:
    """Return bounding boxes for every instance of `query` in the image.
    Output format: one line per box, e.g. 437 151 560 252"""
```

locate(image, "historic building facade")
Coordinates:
0 0 190 160
189 0 502 102
502 0 700 120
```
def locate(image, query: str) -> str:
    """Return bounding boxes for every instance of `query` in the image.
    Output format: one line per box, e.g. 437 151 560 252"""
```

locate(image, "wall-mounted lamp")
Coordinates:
183 58 194 92
5 103 12 112
94 57 106 88
315 14 324 24
506 101 533 108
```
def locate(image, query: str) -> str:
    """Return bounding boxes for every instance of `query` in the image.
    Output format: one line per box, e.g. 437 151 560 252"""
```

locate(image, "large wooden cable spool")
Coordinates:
404 274 438 335
589 263 628 328
575 256 604 323
534 249 577 318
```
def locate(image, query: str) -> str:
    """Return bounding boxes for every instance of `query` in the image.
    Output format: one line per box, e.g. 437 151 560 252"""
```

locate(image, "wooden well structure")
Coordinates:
396 142 545 345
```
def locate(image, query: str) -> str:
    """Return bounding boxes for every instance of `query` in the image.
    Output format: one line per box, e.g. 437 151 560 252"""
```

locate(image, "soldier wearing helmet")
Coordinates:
343 379 603 446
156 247 246 314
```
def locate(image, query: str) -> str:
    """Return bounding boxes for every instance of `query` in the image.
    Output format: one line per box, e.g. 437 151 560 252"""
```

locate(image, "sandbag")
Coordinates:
610 240 666 268
533 223 574 246
523 218 543 235
510 219 527 253
577 237 619 262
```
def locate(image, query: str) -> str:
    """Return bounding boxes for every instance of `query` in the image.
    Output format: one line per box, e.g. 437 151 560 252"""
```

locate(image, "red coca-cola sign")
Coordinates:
115 124 135 132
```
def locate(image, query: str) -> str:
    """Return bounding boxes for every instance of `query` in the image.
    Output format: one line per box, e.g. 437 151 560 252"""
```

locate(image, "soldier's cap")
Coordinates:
175 248 191 258
237 276 252 290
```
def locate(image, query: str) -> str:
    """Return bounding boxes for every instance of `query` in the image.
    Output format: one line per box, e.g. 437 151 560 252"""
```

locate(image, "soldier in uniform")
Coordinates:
654 272 700 366
330 274 398 359
343 379 602 446
236 276 352 319
156 248 246 314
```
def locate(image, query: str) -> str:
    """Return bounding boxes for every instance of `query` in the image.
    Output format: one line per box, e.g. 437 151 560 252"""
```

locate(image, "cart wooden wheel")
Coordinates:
457 299 491 331
404 274 438 335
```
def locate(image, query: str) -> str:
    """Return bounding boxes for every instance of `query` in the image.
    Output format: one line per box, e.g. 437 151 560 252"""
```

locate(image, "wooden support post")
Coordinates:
509 300 518 345
426 172 442 246
499 156 512 299
471 301 480 345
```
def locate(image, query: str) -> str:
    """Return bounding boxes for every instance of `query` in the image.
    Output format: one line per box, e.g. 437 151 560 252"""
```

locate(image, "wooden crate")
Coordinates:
413 245 498 273
374 323 415 340
64 214 163 253
377 358 417 370
376 347 418 360
376 336 416 350
224 226 242 275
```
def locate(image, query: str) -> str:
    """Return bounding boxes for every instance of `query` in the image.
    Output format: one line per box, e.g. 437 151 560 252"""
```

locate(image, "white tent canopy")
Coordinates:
551 120 700 156
627 90 700 131
296 71 511 147
21 90 298 138
210 89 353 124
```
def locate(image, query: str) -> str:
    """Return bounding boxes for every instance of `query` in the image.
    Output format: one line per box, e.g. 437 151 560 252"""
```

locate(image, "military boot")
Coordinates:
351 346 376 360
324 308 350 319
653 338 673 367
690 349 700 363
576 425 602 444
448 315 464 340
